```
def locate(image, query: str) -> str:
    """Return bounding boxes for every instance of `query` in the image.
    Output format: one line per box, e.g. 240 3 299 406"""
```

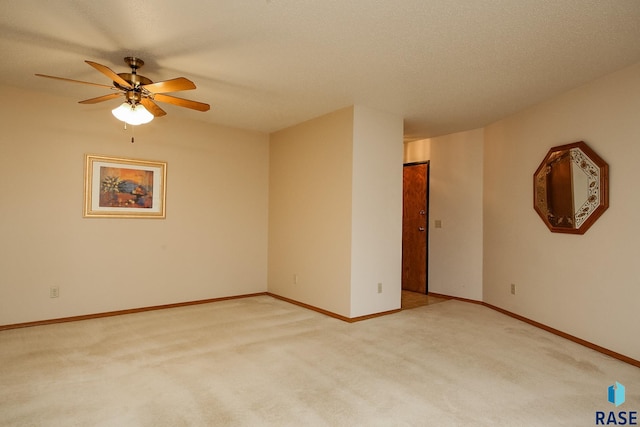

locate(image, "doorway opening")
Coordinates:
401 161 429 306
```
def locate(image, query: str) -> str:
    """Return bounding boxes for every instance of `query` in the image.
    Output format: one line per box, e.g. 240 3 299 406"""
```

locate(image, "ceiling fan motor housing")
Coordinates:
116 72 153 101
116 58 153 103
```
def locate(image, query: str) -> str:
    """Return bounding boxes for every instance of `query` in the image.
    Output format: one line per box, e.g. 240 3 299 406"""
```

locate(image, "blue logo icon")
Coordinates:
608 382 626 407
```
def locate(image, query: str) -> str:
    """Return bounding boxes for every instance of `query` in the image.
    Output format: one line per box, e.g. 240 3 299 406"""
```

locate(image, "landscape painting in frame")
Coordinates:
84 155 167 218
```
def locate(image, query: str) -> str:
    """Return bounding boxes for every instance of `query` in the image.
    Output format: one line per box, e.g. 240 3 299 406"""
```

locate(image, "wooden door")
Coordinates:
402 163 428 293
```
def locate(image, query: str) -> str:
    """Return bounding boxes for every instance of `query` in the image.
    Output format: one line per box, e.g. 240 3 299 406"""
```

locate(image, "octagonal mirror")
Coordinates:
533 141 608 234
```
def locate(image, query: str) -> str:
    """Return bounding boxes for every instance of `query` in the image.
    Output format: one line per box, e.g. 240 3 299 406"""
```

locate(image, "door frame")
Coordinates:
402 160 430 294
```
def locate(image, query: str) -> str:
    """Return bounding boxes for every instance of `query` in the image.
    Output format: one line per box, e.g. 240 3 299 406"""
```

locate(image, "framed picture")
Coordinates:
84 155 167 218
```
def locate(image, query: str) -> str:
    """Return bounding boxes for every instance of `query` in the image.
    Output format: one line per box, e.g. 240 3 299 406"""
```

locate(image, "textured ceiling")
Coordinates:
2 0 640 140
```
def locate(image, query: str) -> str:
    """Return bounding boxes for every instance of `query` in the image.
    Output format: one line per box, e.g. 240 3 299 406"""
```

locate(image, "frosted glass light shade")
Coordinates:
111 102 154 125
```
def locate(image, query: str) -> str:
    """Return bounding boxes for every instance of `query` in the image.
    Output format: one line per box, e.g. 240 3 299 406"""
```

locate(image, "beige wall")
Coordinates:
268 106 403 317
483 62 640 360
1 90 402 325
268 108 354 316
0 86 269 325
350 106 404 316
404 139 431 164
402 129 484 301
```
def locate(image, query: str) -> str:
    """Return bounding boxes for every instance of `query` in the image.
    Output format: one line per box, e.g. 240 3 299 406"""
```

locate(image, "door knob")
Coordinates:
418 227 425 232
419 210 426 215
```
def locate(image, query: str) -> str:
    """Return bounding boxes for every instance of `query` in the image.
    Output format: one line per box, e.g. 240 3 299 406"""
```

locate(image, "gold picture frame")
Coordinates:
83 154 167 218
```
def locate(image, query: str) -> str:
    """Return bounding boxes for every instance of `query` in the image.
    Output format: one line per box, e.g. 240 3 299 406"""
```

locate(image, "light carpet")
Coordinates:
0 296 638 426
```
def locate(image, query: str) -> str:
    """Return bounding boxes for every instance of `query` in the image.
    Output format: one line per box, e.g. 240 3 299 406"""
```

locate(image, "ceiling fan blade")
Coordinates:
142 77 196 94
85 60 132 89
78 93 122 104
35 74 114 89
153 93 210 112
140 98 167 117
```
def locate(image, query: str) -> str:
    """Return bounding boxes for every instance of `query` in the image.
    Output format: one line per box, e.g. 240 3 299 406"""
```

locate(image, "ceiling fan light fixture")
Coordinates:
111 102 154 125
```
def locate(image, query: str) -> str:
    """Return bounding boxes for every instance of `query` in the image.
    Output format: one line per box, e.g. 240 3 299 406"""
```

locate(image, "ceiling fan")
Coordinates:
36 57 210 125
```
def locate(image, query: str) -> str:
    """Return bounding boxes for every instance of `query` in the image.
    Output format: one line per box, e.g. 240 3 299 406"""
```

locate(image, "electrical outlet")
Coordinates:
50 286 59 298
510 283 516 295
377 282 383 294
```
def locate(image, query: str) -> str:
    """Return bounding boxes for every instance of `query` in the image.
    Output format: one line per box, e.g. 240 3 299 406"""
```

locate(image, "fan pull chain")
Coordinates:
122 122 135 143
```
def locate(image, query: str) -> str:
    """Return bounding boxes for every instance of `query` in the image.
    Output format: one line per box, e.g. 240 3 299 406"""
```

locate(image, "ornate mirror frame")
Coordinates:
533 141 609 234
